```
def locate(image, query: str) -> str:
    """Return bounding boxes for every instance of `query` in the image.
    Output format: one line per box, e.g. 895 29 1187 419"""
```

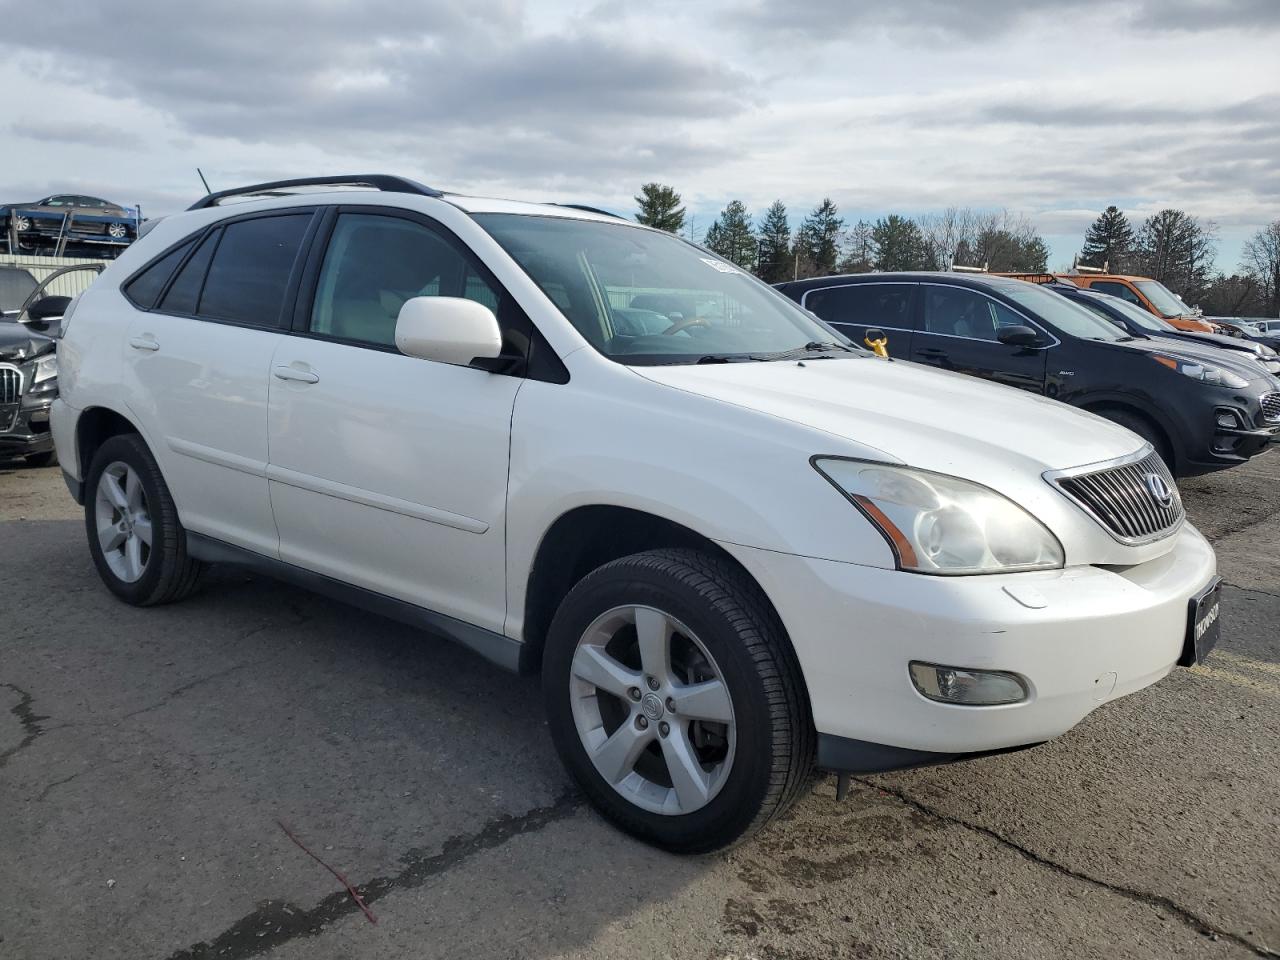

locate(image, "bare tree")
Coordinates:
1242 219 1280 317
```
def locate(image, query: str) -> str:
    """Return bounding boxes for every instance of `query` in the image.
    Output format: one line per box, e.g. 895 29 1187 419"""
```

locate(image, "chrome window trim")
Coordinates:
1042 444 1185 546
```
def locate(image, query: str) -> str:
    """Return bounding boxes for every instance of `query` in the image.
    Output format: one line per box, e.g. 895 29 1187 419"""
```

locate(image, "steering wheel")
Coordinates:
662 315 709 336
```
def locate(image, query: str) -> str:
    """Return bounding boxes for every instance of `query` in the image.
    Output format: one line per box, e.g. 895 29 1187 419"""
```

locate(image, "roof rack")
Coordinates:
1068 256 1108 274
552 203 625 219
187 175 444 211
947 259 989 273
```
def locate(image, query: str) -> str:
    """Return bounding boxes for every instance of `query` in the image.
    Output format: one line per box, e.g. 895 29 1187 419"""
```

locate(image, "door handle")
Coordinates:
918 347 947 358
273 364 319 384
128 335 160 351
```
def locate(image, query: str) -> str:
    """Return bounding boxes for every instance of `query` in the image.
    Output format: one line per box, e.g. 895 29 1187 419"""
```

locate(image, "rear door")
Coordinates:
801 282 917 357
910 283 1050 393
121 210 316 556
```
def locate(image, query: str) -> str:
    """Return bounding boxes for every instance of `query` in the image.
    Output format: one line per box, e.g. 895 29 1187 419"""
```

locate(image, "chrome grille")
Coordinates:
1051 450 1184 544
1261 392 1280 424
0 365 21 404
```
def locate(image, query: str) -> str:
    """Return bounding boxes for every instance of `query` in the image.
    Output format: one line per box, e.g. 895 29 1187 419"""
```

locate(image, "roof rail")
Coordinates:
551 203 625 219
187 175 444 211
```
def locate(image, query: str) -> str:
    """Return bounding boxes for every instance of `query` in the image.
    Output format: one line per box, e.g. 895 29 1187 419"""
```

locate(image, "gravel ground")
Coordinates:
1 450 1277 960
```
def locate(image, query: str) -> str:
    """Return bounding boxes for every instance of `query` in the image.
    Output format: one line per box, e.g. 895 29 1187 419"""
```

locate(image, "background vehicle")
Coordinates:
51 176 1221 852
0 312 59 466
1000 271 1223 334
1207 317 1280 351
1053 283 1280 376
779 272 1280 475
2 194 139 254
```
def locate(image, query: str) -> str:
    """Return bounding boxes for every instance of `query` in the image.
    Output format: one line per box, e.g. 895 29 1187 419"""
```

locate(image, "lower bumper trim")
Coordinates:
817 733 1043 774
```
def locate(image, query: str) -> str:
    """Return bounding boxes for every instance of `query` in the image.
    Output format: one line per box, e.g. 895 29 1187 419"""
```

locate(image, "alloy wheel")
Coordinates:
107 223 127 239
569 604 736 815
94 461 153 583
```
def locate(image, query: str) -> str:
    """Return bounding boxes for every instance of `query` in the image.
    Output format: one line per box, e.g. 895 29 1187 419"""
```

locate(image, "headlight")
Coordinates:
33 353 58 384
813 459 1065 575
1259 345 1277 357
1152 353 1249 388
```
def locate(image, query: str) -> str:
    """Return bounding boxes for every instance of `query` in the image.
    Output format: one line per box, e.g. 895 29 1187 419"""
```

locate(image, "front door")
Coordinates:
266 210 521 634
909 284 1049 394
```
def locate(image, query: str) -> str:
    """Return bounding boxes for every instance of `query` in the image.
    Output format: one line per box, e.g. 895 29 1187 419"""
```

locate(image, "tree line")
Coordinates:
633 183 1280 317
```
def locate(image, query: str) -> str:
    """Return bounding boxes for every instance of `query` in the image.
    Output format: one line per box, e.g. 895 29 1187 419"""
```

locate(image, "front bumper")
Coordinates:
721 523 1217 767
0 394 55 458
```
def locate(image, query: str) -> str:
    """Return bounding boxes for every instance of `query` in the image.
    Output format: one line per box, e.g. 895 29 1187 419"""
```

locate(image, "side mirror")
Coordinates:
25 295 71 322
997 325 1042 347
395 296 502 367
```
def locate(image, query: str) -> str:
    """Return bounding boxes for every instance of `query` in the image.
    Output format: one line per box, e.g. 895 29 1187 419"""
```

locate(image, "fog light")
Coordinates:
909 662 1028 706
1215 410 1239 429
29 409 50 424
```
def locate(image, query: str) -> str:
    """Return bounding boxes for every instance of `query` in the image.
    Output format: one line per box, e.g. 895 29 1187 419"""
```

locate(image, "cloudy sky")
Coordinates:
1 0 1276 268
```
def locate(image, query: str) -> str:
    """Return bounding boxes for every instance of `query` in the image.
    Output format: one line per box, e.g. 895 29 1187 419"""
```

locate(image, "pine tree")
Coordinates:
794 198 844 278
704 200 757 270
634 183 686 234
871 215 927 271
1080 206 1134 271
755 200 793 283
1133 209 1217 304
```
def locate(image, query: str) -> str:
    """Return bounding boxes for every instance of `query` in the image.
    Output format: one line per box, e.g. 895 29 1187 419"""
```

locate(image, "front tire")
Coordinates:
1095 407 1175 472
543 548 813 853
84 433 204 606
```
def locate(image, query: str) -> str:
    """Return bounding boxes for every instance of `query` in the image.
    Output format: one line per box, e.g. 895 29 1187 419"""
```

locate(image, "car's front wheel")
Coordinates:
84 433 204 606
543 548 813 853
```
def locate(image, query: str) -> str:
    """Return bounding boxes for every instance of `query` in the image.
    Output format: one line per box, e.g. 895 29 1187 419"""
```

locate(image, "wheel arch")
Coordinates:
1076 394 1181 468
76 405 145 484
521 505 801 681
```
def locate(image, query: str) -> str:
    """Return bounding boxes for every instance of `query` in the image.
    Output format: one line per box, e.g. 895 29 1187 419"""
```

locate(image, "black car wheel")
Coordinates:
1096 408 1174 471
84 434 204 606
543 548 814 853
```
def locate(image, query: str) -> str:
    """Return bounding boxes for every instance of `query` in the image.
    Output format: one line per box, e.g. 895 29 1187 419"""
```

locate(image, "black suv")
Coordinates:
777 273 1280 476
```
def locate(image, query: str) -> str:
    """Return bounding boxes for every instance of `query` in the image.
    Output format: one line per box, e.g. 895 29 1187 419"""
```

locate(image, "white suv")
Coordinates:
51 176 1221 852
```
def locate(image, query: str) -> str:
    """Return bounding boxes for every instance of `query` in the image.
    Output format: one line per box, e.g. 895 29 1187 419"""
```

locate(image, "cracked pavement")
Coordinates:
1 450 1277 959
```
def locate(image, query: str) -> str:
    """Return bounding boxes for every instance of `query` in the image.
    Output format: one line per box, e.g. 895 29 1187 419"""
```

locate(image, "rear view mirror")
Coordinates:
997 325 1042 347
395 297 502 367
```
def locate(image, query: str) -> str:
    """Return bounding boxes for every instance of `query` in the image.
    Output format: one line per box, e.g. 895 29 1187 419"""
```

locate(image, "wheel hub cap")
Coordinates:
641 693 664 721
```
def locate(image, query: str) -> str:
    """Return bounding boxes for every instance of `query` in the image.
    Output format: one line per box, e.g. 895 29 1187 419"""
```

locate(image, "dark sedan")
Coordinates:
777 272 1280 477
2 194 137 248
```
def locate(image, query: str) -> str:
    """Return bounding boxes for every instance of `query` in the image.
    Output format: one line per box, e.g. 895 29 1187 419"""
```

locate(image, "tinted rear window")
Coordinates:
123 240 195 309
198 215 310 326
160 231 219 315
805 283 916 329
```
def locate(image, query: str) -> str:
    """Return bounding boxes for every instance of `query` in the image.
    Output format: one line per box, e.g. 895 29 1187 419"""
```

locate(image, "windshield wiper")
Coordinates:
694 353 767 364
763 341 861 361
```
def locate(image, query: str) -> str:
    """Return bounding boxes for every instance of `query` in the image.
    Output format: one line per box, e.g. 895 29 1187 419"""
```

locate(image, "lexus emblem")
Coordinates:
1145 472 1174 508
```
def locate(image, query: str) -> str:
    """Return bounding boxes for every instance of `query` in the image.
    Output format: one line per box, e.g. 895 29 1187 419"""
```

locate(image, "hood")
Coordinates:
635 356 1144 480
0 321 56 362
1170 330 1265 357
1117 334 1274 384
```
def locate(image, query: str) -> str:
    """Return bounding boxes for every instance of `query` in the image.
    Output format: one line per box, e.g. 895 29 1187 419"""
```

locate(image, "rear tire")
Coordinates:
543 548 814 853
84 433 205 606
1094 407 1175 472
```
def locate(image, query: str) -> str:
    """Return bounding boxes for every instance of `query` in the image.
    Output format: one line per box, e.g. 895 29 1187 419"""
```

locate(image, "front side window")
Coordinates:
199 214 310 327
310 213 498 347
805 284 915 330
996 282 1127 341
922 286 1025 342
1134 280 1194 317
1090 280 1143 306
475 214 846 364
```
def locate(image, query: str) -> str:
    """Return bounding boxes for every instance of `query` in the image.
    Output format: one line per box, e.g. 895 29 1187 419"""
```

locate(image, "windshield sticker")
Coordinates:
700 257 741 275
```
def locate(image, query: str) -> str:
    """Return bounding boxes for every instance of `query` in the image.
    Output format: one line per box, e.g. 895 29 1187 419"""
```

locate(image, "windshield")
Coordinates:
995 282 1129 341
1135 280 1195 318
1083 294 1170 333
475 214 850 364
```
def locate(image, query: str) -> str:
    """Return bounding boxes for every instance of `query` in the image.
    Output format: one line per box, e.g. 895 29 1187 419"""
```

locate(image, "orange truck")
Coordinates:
998 269 1219 333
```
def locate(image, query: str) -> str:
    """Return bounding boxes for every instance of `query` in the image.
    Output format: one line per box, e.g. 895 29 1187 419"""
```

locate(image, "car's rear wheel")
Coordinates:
543 548 813 853
84 434 204 605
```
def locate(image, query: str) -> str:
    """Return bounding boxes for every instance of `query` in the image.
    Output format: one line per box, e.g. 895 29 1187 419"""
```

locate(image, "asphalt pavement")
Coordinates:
2 451 1277 960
